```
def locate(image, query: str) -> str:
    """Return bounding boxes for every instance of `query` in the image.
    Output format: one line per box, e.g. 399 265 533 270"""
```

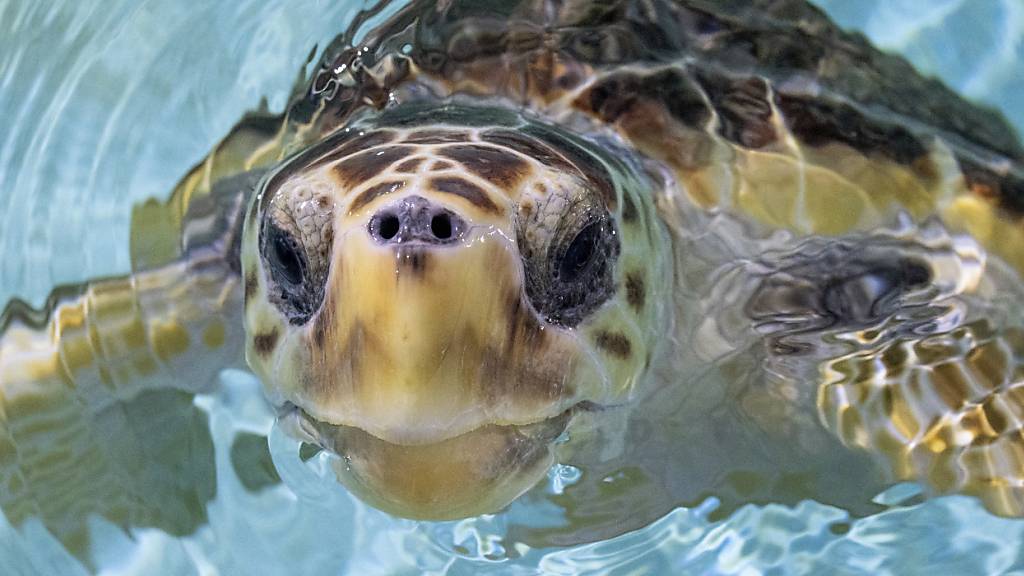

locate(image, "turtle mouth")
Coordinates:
279 401 588 452
276 403 592 520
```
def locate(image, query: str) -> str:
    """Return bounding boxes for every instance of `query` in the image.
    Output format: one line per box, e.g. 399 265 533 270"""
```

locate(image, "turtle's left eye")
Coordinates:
518 198 620 328
268 223 307 287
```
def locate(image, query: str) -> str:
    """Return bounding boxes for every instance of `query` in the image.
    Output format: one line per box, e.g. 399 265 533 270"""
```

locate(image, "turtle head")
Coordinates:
240 106 669 519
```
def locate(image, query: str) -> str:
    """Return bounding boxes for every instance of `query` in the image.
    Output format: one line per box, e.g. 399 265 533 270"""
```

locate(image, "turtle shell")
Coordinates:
289 0 1022 257
260 0 1024 527
4 0 1024 560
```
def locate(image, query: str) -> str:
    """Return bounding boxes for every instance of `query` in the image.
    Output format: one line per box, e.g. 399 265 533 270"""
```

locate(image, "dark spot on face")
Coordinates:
253 327 280 358
402 130 471 144
244 271 259 305
625 272 646 310
621 194 638 222
309 130 399 168
311 292 334 350
594 330 632 359
396 246 430 279
247 196 260 227
504 292 548 354
333 146 414 188
316 195 331 209
430 176 501 214
438 144 531 189
395 157 424 173
349 180 407 213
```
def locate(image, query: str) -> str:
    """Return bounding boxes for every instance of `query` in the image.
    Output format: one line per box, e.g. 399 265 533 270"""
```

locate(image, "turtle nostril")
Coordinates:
369 196 466 245
430 213 452 240
378 214 400 240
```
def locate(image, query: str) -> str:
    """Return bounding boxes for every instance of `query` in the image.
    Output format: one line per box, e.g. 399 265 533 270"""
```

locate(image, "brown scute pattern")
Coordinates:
394 157 425 173
253 327 280 357
309 130 399 169
696 71 777 149
305 0 1024 214
430 176 500 214
349 180 407 213
523 126 618 209
595 330 632 359
774 92 928 165
479 129 579 175
431 160 455 171
673 1 1023 159
333 145 414 187
438 144 531 189
578 68 710 129
625 271 646 310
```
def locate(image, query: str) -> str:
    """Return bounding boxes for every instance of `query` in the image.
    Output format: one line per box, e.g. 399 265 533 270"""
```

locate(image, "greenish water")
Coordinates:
2 1 1024 574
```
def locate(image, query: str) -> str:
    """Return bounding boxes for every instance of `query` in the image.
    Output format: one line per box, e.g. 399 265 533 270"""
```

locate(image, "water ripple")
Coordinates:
3 1 1024 575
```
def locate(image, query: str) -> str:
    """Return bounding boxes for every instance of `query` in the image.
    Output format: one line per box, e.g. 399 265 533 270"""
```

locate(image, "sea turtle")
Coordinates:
3 0 1024 561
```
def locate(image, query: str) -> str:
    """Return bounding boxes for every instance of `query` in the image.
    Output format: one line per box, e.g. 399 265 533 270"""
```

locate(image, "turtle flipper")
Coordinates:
0 254 246 558
740 229 1024 516
0 132 269 559
818 317 1024 516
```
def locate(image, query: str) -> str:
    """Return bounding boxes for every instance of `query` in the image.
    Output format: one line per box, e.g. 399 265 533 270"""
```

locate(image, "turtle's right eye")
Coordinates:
557 222 602 283
260 213 328 325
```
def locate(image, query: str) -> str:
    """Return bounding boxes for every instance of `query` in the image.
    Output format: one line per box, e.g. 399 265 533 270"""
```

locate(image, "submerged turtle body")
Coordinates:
2 0 1024 560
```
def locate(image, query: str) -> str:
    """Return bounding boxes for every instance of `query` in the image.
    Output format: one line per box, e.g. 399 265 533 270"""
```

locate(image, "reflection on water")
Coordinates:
3 0 1024 574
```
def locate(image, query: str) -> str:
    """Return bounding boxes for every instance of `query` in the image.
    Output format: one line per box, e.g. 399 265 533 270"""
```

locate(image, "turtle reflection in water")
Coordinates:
2 0 1024 561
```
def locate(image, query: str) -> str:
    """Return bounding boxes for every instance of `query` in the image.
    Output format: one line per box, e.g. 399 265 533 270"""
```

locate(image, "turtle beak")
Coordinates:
297 195 583 446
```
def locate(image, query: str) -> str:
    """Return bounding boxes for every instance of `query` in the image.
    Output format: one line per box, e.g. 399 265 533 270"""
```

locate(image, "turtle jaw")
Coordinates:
260 224 602 518
285 406 573 520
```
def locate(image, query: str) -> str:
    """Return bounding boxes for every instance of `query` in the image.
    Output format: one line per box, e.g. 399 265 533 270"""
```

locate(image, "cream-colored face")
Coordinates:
240 107 668 519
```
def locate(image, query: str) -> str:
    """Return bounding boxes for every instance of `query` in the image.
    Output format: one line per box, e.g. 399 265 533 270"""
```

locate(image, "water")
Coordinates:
2 0 1024 574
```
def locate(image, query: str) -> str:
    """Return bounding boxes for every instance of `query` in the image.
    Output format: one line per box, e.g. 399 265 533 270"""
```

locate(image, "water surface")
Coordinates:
2 0 1024 574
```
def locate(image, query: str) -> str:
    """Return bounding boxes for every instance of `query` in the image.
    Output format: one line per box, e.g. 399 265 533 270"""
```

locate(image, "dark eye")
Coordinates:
558 223 601 283
261 216 327 325
519 210 619 328
267 223 307 287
